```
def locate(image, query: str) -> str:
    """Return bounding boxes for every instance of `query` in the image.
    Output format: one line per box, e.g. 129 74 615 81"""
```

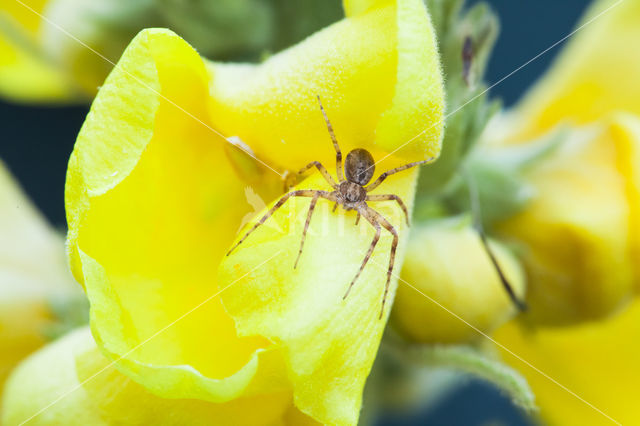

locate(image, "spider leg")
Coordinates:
317 95 344 182
365 158 435 192
363 206 399 319
332 203 338 213
355 212 360 226
294 192 321 269
297 161 338 189
477 230 527 311
227 189 332 256
366 194 410 225
344 209 381 300
463 167 527 311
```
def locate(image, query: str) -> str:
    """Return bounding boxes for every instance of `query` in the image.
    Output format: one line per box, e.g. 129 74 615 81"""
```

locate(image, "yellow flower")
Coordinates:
488 0 640 423
0 0 274 103
390 218 525 344
0 160 80 394
498 115 640 324
3 0 445 424
486 0 640 325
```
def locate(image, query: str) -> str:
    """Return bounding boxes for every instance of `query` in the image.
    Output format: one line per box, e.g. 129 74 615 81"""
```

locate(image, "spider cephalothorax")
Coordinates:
227 96 431 318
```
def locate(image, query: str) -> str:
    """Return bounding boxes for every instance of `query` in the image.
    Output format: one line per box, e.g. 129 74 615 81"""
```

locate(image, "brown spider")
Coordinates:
227 96 432 319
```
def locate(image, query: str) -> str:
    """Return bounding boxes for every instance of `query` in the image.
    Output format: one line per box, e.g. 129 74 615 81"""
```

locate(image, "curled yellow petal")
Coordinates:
66 27 285 404
208 0 444 171
1 327 310 426
390 218 525 344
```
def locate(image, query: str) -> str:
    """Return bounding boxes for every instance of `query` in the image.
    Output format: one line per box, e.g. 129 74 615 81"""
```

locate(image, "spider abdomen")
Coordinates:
345 148 375 185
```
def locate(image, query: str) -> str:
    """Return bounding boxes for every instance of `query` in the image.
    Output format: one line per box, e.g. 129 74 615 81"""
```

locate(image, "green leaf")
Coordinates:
398 343 537 412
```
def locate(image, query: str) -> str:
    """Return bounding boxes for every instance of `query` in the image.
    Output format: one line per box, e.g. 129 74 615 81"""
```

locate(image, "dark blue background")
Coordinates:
0 1 590 425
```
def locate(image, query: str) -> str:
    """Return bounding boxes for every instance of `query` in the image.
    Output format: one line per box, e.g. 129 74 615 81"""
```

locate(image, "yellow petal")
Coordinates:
390 218 525 344
220 169 417 426
207 0 444 171
66 28 285 404
343 0 393 18
494 299 640 426
1 327 302 426
497 114 640 324
502 0 640 140
0 160 79 392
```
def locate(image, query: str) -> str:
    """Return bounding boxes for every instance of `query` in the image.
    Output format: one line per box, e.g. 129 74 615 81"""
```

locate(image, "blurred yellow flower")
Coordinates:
488 0 640 424
486 0 640 325
497 0 640 141
3 0 445 424
0 160 80 395
498 115 640 325
390 218 525 343
0 0 80 102
0 0 335 104
495 299 640 426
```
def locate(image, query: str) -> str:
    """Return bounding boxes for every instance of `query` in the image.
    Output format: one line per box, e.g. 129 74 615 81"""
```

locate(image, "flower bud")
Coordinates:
390 218 526 343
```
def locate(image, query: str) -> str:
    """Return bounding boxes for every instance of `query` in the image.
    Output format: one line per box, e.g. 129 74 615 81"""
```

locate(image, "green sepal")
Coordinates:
440 161 534 227
437 127 566 227
384 331 537 413
418 0 500 191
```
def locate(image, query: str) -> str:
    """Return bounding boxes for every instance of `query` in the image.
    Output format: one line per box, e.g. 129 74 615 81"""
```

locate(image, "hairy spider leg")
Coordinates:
296 161 338 189
317 96 344 182
355 212 360 225
343 211 381 300
362 206 399 319
226 189 335 256
294 192 321 268
366 194 410 225
365 158 435 192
